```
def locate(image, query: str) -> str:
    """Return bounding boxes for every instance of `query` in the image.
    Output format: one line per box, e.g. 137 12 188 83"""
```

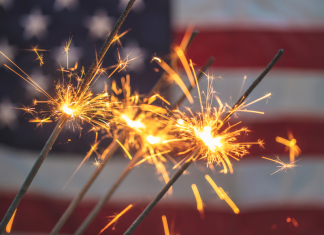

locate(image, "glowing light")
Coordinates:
5 209 17 233
116 139 133 160
205 175 239 214
219 187 240 214
161 215 170 235
191 184 205 219
196 126 222 151
99 204 133 234
276 131 301 163
62 105 74 115
146 135 162 144
121 114 145 129
92 158 101 168
177 119 184 125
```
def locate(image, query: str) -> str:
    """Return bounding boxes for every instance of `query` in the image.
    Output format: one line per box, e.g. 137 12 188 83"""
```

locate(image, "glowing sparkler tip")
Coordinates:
146 135 162 144
62 105 74 115
197 126 222 151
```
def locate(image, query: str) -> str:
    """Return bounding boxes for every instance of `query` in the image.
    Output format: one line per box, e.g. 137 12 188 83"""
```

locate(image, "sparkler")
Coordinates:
73 57 214 235
50 29 199 235
124 49 284 235
276 131 301 163
262 156 299 175
0 0 137 233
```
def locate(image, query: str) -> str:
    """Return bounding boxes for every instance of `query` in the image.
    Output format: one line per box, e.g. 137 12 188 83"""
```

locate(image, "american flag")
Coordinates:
1 0 324 234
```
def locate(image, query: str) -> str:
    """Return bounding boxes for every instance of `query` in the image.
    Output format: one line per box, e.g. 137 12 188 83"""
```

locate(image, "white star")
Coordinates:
121 41 147 73
118 0 144 12
0 99 18 129
25 68 50 98
0 38 16 67
53 0 78 11
20 7 51 40
0 0 14 10
84 9 114 40
52 40 83 68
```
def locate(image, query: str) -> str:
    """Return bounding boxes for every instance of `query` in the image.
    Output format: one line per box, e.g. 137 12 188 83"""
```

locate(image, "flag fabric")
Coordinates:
1 0 324 234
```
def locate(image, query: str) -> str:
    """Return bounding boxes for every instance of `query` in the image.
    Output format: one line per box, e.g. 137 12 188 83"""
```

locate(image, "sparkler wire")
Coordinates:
0 116 68 234
123 49 284 235
77 0 136 94
73 57 214 235
74 150 143 235
50 30 199 235
123 147 201 235
0 1 137 234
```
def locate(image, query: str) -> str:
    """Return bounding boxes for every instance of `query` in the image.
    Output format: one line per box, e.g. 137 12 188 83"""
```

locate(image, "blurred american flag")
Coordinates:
1 0 324 234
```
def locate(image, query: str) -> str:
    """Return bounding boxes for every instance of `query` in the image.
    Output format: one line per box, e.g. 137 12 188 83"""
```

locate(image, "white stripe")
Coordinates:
0 145 323 211
169 69 324 121
172 0 324 30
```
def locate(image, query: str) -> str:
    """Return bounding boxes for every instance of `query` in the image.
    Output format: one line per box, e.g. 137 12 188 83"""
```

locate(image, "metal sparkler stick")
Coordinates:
49 31 199 235
123 49 284 235
73 57 215 235
0 1 137 234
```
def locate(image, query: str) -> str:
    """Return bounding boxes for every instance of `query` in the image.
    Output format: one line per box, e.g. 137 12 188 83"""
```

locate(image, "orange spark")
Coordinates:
92 158 102 168
205 175 239 214
99 204 133 234
116 139 133 160
286 217 299 227
5 209 17 233
63 36 73 69
191 184 205 219
152 56 194 104
262 156 299 175
24 45 50 66
276 131 301 163
218 187 240 214
161 215 170 235
29 117 52 128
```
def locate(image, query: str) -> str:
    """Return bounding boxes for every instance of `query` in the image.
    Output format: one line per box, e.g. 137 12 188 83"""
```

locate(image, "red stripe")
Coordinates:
0 193 322 234
238 119 324 157
173 30 324 70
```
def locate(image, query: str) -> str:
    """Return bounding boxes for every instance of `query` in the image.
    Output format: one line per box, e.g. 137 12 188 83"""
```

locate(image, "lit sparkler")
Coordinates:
50 27 200 235
124 49 284 235
168 66 269 174
0 0 137 232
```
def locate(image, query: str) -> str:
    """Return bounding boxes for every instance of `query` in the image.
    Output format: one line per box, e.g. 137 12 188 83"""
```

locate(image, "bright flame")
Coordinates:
62 104 74 115
121 114 145 129
196 126 222 151
146 135 162 144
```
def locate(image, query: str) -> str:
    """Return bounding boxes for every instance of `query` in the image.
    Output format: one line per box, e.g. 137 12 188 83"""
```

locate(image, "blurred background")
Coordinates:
0 0 324 234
